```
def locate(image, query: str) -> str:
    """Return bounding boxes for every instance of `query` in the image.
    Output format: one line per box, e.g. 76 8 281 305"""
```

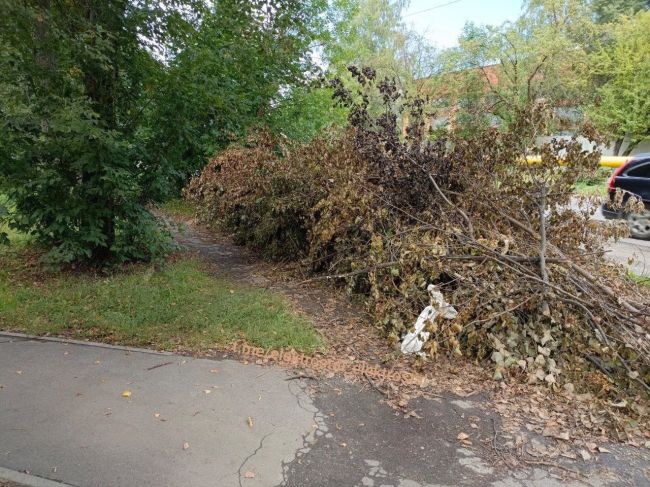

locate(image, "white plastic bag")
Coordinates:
401 284 457 355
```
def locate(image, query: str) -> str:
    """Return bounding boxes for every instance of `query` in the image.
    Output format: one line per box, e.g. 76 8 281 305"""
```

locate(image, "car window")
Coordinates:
626 162 650 178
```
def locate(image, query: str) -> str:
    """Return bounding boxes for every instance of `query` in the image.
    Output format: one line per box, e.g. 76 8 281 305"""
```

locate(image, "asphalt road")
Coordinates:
575 199 650 277
607 237 650 277
1 334 649 487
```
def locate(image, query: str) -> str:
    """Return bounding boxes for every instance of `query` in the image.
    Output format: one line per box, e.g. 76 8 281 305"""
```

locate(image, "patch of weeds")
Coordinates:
0 196 34 273
0 254 322 353
159 198 196 219
629 272 650 287
574 168 611 197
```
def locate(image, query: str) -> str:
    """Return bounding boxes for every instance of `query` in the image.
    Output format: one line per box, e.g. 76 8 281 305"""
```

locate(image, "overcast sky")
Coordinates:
404 0 524 48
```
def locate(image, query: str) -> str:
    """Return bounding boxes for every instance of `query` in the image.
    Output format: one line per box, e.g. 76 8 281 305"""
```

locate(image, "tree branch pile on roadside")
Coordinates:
186 67 650 410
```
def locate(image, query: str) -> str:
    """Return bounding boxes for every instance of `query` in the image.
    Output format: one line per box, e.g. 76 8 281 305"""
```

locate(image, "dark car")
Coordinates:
601 153 650 239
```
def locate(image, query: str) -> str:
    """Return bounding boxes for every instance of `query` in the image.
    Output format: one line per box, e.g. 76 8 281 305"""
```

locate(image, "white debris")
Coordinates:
400 284 457 355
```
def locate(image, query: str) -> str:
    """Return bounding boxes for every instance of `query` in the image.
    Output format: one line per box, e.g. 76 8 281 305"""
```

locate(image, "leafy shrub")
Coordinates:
577 167 611 186
0 1 179 266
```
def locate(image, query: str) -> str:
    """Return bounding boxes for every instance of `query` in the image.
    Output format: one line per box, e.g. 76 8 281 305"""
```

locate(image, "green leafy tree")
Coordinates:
433 0 598 138
587 10 650 155
266 85 348 141
145 0 328 191
326 0 438 90
592 0 649 23
0 1 200 264
0 0 328 262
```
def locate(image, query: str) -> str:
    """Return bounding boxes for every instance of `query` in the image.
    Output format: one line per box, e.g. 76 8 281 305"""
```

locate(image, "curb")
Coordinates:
0 467 76 487
0 332 172 356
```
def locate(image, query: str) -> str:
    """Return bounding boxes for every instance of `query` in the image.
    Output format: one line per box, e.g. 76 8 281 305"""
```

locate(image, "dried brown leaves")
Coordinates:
186 67 650 432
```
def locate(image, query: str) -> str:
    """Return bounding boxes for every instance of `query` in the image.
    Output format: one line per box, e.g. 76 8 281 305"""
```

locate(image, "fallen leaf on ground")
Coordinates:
183 442 190 450
210 369 219 374
247 416 254 428
243 471 255 479
542 427 569 441
16 370 22 375
579 449 591 461
598 446 611 453
121 390 131 398
203 389 212 394
457 432 469 441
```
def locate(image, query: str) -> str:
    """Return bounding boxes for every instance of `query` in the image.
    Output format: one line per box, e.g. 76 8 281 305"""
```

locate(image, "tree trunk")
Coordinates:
92 215 116 262
82 2 122 262
34 0 53 73
623 140 640 156
612 138 624 156
538 183 549 292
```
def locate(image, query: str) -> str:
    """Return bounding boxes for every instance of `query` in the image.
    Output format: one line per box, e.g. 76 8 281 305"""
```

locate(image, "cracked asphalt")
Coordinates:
1 334 648 487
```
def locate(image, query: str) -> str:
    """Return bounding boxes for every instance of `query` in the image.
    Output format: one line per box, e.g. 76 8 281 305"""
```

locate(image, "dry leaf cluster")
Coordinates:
186 67 650 422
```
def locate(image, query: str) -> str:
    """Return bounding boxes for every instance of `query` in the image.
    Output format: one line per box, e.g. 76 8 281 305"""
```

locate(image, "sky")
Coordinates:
403 0 524 49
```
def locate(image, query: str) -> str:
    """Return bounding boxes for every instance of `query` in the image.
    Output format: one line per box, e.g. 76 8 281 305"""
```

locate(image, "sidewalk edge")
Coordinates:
0 467 76 487
0 332 172 356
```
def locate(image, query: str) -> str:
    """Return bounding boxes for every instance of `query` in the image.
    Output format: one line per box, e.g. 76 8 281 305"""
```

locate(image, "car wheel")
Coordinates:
627 210 650 240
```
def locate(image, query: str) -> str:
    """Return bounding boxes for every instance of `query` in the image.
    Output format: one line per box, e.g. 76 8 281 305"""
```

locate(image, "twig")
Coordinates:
499 211 641 314
522 459 584 478
585 355 615 381
146 361 173 371
285 374 317 381
438 254 566 264
425 170 475 239
363 373 388 397
491 418 500 450
298 261 398 284
538 183 549 293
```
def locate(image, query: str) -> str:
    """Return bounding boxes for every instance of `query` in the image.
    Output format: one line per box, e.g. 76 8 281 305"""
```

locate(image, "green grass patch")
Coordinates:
574 168 611 197
159 198 196 219
574 180 607 197
0 256 322 353
629 272 650 287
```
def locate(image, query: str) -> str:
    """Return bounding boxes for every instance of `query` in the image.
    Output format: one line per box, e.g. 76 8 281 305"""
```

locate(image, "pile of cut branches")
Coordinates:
187 67 650 410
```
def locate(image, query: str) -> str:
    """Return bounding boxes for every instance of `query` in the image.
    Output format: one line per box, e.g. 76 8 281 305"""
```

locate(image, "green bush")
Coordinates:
0 1 178 265
0 1 327 265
